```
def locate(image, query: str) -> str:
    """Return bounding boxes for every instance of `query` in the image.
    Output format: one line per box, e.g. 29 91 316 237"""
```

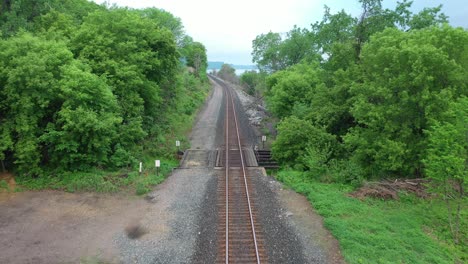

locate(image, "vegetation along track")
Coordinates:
211 76 267 263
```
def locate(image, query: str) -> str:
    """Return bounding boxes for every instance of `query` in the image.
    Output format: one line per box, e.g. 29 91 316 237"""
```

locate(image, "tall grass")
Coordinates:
276 169 467 263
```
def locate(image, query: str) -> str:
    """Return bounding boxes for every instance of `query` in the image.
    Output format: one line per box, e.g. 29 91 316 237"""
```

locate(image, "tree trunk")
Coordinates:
1 0 11 13
1 160 5 173
453 179 464 244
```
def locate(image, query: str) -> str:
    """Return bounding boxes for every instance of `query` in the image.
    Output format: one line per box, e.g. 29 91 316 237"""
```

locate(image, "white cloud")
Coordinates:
91 0 467 64
92 0 323 64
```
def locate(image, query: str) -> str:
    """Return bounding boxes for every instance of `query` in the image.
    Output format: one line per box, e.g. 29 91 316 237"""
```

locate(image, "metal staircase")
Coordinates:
254 150 279 169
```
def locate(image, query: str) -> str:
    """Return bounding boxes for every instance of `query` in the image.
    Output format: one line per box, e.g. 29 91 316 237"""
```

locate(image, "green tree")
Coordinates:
39 62 121 170
217 64 237 83
0 34 73 174
424 97 467 244
252 32 285 72
34 10 76 40
71 8 179 161
0 0 101 36
185 41 208 79
311 6 356 56
407 5 448 30
280 26 319 66
345 26 468 177
138 8 185 47
272 116 336 169
239 70 266 96
266 63 324 119
252 28 318 73
0 33 121 173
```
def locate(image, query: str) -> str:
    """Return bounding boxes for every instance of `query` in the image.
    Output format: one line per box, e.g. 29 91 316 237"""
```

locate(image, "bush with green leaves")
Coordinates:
266 63 325 119
0 33 122 174
267 26 468 181
71 8 179 150
272 116 337 169
256 0 462 181
424 97 467 244
0 0 102 37
0 3 209 179
345 26 468 177
217 64 238 83
239 71 267 96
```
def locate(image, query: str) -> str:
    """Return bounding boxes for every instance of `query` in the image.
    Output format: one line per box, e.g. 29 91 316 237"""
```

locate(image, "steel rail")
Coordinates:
226 86 261 264
225 84 230 264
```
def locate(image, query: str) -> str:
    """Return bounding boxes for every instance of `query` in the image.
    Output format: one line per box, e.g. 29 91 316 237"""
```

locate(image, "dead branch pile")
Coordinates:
349 178 431 200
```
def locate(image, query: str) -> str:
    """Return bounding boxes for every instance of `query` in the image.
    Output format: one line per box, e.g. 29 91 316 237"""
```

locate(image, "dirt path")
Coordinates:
189 79 224 150
0 191 148 263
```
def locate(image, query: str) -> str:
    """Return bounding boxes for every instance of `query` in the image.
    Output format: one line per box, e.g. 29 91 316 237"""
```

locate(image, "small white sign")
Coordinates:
262 135 267 142
139 162 142 173
155 160 161 167
176 140 180 147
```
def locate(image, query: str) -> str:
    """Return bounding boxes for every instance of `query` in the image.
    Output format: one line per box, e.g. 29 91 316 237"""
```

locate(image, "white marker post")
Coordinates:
262 135 267 149
176 140 180 153
155 160 161 176
139 162 143 175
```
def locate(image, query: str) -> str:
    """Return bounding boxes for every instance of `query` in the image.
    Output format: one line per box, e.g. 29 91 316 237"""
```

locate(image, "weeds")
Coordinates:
276 169 467 263
15 159 178 195
0 179 9 191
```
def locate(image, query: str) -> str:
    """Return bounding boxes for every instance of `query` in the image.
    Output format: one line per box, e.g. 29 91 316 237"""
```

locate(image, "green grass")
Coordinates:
15 158 178 195
275 169 467 264
0 179 9 191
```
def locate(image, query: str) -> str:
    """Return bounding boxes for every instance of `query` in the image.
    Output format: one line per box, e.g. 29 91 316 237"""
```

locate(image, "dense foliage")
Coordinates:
216 63 238 84
252 0 466 181
251 0 467 246
239 70 267 96
0 0 209 177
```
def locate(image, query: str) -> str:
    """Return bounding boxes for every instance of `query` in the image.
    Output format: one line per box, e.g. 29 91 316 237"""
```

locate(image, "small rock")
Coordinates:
144 194 158 203
125 221 147 239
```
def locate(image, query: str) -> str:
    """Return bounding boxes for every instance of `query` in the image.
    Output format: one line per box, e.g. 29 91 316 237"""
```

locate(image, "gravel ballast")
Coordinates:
115 168 215 264
188 77 345 264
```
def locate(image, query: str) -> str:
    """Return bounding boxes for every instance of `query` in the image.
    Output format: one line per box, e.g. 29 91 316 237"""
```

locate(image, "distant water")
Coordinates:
207 68 258 76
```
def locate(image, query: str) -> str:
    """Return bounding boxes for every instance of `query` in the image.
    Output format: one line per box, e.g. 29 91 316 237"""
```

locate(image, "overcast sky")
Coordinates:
91 0 467 65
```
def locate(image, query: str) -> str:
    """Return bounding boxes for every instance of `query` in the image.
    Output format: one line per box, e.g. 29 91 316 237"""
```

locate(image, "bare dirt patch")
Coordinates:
0 190 152 263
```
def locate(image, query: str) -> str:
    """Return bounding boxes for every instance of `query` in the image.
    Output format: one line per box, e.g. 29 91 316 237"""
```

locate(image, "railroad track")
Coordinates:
212 76 267 263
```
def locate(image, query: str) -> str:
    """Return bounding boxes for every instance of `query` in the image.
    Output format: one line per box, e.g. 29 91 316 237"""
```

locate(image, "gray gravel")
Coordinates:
251 168 333 263
190 79 224 150
190 170 219 264
114 168 215 264
113 79 224 264
114 77 343 263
